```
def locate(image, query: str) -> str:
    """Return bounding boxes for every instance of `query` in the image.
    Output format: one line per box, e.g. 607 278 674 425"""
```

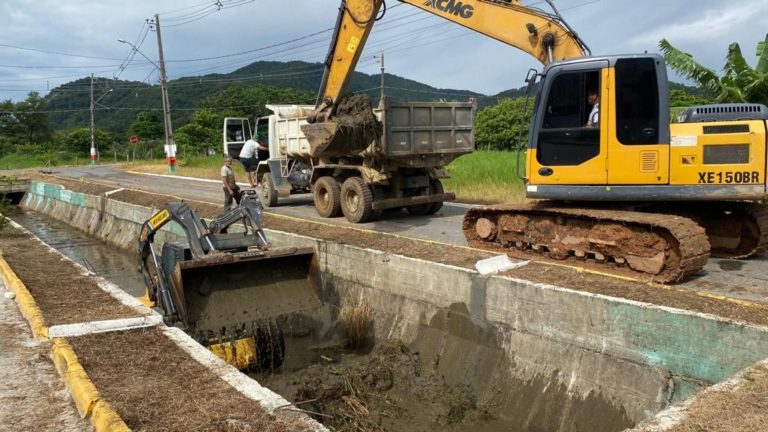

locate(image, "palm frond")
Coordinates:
723 43 759 86
716 85 746 103
744 76 768 104
757 34 768 74
659 39 722 94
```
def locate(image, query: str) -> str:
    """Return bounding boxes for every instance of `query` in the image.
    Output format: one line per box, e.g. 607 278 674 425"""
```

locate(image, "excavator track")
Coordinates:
660 203 768 260
463 204 711 283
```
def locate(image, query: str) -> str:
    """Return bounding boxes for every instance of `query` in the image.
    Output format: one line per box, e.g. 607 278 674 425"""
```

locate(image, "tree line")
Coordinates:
1 36 765 161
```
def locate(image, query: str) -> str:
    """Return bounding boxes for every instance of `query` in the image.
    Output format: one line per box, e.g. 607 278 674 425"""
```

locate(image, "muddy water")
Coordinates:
9 209 146 296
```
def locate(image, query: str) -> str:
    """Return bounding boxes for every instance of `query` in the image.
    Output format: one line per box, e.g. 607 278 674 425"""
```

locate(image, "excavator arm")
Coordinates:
314 0 589 115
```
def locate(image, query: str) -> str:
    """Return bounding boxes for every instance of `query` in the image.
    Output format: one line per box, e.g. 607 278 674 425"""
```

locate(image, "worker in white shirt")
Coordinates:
238 137 267 188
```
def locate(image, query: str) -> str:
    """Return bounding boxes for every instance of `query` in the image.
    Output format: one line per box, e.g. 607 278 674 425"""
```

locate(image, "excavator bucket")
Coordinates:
164 246 322 339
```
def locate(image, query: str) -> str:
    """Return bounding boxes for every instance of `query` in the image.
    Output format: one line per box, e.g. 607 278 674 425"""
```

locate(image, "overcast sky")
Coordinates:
1 0 767 103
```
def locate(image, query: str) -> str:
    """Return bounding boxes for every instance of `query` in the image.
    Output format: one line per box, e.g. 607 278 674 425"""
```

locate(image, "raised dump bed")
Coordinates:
15 181 768 431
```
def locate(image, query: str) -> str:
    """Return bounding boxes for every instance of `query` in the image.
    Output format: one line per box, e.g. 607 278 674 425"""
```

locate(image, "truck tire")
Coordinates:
341 177 376 223
406 178 444 216
428 178 444 215
313 176 342 218
259 174 278 207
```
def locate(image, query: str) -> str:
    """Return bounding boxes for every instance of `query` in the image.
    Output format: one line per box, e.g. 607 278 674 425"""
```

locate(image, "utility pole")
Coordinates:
89 74 96 165
153 14 176 172
89 75 112 166
375 51 385 106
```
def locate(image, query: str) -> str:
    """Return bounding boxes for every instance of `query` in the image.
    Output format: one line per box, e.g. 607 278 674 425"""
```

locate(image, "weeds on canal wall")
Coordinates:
339 298 371 349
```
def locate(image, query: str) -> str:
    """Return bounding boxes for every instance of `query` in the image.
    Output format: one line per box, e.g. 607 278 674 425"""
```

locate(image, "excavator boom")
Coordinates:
315 0 588 114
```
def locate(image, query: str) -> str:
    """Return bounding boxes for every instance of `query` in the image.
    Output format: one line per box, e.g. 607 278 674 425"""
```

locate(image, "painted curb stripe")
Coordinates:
0 252 48 340
51 339 130 432
48 316 163 338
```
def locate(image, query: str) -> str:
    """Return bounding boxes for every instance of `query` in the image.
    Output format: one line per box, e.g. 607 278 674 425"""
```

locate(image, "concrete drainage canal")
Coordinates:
11 193 768 432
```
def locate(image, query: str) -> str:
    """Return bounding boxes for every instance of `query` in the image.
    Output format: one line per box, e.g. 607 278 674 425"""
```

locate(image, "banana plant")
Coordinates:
659 34 768 105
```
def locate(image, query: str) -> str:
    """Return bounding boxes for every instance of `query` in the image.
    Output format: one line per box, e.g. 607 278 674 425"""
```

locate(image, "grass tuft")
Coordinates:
338 298 372 349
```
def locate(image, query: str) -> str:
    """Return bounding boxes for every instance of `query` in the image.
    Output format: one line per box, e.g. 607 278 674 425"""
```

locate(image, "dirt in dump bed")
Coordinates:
663 364 768 432
67 327 307 432
334 93 382 145
35 176 768 327
257 340 499 432
0 225 140 325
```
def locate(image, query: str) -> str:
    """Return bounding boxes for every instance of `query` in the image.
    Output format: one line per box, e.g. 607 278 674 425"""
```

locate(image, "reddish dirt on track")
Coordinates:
35 174 768 327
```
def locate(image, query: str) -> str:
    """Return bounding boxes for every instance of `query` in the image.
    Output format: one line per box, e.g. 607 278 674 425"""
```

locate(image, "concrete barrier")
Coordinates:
20 181 768 431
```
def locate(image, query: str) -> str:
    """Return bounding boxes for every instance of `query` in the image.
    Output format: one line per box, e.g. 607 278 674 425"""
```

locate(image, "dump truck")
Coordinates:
223 95 475 223
138 190 322 369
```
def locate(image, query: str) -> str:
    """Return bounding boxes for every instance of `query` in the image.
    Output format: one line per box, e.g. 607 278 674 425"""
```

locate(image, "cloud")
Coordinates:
627 0 768 47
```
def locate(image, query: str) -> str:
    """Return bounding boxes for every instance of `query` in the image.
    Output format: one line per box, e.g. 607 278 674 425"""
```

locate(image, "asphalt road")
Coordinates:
50 164 473 246
46 164 768 304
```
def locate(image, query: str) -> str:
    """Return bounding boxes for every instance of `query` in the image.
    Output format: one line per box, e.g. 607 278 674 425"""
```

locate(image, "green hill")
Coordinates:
44 61 483 135
43 59 712 136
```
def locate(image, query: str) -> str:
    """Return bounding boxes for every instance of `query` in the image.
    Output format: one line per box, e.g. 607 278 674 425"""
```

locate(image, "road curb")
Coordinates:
0 250 48 340
50 338 131 432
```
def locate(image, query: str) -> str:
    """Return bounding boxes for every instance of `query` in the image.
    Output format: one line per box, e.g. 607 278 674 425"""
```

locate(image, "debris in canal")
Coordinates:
259 340 492 432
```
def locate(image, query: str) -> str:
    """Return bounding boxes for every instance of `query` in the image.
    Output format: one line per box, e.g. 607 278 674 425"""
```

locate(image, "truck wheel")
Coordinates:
427 178 444 215
405 202 433 216
259 175 278 207
313 176 342 218
341 177 375 223
406 178 444 216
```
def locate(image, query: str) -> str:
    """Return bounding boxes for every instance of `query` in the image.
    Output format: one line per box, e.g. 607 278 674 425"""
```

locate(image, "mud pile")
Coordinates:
334 93 382 151
260 340 493 432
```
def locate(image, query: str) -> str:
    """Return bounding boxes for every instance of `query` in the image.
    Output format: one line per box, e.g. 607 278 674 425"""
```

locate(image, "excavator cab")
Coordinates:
138 190 322 369
526 55 670 190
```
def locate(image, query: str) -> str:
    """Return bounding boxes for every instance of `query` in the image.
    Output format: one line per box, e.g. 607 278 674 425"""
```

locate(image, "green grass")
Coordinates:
126 155 247 180
443 150 526 203
0 152 90 170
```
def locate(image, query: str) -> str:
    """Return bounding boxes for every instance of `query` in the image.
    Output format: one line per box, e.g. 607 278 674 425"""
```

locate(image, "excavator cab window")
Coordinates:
614 58 660 145
536 69 601 166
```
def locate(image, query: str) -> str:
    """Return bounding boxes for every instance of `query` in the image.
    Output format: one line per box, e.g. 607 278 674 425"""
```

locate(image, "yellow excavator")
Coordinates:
138 190 321 369
306 0 768 283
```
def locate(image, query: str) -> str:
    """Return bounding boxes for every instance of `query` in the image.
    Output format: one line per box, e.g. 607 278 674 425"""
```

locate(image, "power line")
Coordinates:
0 44 125 61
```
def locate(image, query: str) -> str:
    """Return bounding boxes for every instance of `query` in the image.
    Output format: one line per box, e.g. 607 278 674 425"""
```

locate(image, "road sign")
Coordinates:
130 135 138 145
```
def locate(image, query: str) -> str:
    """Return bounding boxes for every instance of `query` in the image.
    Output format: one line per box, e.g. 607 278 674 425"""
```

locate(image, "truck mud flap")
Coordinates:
168 247 322 338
